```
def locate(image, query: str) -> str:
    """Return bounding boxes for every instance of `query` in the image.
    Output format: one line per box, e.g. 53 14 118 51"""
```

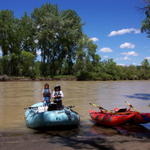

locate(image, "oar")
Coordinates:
25 105 75 110
89 103 130 114
66 105 75 109
68 105 75 108
24 106 39 110
24 104 46 110
124 101 139 112
89 103 108 111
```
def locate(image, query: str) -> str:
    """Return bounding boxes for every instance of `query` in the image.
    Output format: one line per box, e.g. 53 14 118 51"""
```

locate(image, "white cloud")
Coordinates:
120 42 135 49
115 56 130 61
123 56 130 60
89 37 99 42
100 47 113 53
36 49 41 56
103 55 109 59
121 51 138 56
108 28 141 37
145 57 150 60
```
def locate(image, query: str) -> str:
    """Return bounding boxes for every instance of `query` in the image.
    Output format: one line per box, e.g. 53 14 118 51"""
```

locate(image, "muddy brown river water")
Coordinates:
0 81 150 150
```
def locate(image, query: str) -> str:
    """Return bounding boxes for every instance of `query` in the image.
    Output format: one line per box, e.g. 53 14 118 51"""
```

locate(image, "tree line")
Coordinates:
0 3 150 80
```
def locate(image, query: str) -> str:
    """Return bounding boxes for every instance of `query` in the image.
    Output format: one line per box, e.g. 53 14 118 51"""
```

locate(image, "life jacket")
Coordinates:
54 91 62 101
43 88 51 97
54 91 61 97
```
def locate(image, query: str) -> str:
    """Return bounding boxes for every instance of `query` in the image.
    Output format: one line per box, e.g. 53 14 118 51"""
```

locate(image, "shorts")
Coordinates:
43 97 51 106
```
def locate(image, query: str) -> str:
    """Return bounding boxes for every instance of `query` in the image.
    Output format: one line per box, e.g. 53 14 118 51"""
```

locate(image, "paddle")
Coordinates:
124 101 139 112
89 103 108 112
67 105 75 109
89 103 128 114
24 103 46 110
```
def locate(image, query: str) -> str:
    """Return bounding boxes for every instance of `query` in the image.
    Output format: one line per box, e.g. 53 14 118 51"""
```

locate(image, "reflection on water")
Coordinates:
0 81 150 136
126 93 150 100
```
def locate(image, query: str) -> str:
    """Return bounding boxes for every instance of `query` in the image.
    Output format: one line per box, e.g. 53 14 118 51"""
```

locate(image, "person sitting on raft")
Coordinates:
42 83 51 106
52 85 64 108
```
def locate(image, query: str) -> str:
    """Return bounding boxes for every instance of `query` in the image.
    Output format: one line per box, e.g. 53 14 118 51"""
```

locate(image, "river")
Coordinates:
0 81 150 150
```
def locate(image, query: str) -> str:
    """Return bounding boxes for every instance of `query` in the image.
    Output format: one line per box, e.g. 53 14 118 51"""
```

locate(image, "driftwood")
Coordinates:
0 75 9 81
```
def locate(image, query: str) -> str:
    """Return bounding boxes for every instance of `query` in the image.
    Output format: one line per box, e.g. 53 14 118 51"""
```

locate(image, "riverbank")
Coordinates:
1 126 150 150
1 75 150 82
0 75 77 81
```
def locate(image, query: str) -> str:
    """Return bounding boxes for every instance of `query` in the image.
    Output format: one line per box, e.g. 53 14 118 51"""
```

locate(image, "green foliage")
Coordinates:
74 35 101 80
138 59 150 79
34 61 41 77
141 1 150 37
0 10 16 56
0 3 150 80
0 51 35 77
0 58 3 75
76 71 91 80
19 13 36 54
31 4 82 76
19 51 35 77
0 55 11 75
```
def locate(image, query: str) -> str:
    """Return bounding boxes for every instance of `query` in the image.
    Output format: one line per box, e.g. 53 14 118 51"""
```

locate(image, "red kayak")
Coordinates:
113 108 150 124
89 110 136 126
126 111 150 124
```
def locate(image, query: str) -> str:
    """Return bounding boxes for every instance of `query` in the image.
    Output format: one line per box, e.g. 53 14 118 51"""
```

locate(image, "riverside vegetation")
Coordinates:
0 2 150 80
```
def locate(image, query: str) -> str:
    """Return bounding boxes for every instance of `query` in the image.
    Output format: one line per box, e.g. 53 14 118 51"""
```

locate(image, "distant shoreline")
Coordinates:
0 75 150 82
0 75 77 81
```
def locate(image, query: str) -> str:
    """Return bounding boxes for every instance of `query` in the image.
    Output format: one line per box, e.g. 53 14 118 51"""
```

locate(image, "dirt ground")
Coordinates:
0 128 150 150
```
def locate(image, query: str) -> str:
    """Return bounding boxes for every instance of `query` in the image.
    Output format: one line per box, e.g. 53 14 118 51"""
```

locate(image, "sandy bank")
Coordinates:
0 128 150 150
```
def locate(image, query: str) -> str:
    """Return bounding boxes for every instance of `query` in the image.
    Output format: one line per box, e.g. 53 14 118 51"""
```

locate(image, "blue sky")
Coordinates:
0 0 149 66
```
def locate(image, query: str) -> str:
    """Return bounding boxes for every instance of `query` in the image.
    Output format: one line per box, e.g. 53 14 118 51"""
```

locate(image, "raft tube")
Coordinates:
25 102 80 129
89 110 136 126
